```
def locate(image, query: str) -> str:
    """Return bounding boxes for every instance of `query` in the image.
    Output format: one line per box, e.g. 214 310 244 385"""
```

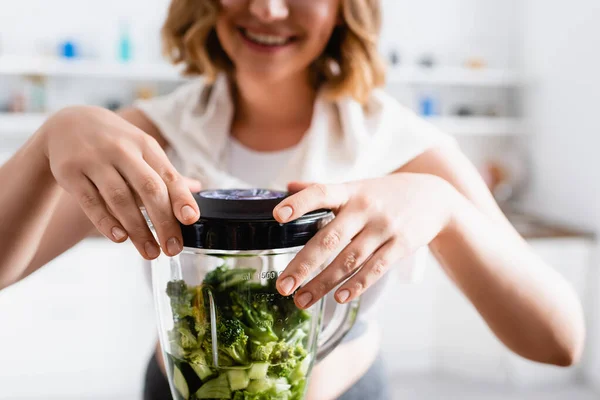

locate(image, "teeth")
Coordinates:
244 29 289 46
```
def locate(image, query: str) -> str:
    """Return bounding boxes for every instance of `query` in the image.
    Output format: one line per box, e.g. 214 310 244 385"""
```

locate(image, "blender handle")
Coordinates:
316 297 360 362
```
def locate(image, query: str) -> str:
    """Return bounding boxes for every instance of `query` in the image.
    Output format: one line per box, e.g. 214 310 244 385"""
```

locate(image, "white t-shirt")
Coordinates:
226 137 297 188
135 74 456 320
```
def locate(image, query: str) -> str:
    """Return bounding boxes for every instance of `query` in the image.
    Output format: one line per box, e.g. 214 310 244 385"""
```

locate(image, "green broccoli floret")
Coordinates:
250 341 276 362
231 292 279 343
166 280 195 320
205 266 257 291
176 323 199 350
202 317 250 366
273 299 311 339
268 333 308 379
217 318 249 365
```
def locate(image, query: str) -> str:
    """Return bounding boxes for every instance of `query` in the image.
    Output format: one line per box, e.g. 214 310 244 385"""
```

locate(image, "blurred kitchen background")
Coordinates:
0 0 599 399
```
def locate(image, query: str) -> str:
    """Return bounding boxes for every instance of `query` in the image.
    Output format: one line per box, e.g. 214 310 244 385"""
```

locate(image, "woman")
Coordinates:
0 0 585 399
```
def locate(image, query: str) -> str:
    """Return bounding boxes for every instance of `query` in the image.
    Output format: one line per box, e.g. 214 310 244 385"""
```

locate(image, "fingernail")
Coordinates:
111 227 127 241
337 289 350 303
181 205 197 221
279 276 295 295
167 237 182 256
145 241 160 259
296 292 313 308
277 206 293 221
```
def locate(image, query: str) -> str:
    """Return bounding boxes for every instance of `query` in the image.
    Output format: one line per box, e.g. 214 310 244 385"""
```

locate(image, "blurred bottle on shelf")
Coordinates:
105 100 123 111
24 76 47 113
465 57 487 70
59 39 79 59
388 49 400 66
8 91 26 113
455 105 475 117
118 20 133 63
417 54 437 69
419 91 440 117
136 85 156 101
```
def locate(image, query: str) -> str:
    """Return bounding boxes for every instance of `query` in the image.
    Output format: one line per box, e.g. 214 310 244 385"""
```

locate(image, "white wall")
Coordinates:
519 0 600 389
0 0 520 68
380 0 519 68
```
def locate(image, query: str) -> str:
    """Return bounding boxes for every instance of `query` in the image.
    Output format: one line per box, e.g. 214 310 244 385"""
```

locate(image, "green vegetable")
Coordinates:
173 365 189 400
249 362 270 380
188 351 215 381
289 355 311 384
165 262 313 400
247 378 273 393
195 373 231 399
227 369 250 391
250 341 276 362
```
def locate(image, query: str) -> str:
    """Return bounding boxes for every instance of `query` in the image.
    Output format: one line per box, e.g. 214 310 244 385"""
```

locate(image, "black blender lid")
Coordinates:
180 189 332 251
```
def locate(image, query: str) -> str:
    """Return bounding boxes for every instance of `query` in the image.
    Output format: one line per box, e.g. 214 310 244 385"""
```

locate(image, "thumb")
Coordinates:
182 176 202 193
287 181 314 194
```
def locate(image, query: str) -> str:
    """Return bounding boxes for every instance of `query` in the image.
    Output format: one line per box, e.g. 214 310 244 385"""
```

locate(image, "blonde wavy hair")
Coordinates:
162 0 386 104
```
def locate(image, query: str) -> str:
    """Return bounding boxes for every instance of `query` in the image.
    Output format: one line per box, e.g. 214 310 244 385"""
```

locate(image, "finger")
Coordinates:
276 208 366 297
87 167 160 260
118 160 184 257
273 183 349 223
71 176 129 243
143 140 200 224
293 225 389 308
335 238 404 304
182 176 202 193
287 181 313 194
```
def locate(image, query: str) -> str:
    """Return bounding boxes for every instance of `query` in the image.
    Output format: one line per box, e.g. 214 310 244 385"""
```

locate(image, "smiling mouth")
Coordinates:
239 28 295 47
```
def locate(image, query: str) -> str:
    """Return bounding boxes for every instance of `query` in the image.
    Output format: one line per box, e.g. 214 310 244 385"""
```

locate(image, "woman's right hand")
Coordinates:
40 105 201 259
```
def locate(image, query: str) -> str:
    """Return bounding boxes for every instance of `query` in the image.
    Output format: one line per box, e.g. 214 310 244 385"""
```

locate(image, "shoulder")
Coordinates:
335 88 455 147
329 89 458 176
131 75 232 152
134 77 212 120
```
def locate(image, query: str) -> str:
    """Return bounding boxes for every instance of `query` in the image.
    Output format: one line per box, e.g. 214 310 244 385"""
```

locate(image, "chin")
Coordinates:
235 64 299 84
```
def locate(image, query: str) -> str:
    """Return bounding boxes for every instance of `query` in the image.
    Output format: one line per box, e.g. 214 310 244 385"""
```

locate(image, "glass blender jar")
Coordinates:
149 189 360 400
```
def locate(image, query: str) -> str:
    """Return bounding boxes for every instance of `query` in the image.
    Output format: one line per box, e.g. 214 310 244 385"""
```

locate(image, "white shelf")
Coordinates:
0 56 521 86
387 66 521 87
0 113 524 138
0 55 185 81
0 113 49 135
427 117 524 136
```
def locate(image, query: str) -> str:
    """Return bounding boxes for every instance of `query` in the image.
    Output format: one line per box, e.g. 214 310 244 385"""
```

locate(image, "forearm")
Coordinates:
430 193 585 366
0 131 62 288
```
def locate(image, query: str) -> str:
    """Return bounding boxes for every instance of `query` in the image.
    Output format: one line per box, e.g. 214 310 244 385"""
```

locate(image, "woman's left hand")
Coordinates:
273 173 461 309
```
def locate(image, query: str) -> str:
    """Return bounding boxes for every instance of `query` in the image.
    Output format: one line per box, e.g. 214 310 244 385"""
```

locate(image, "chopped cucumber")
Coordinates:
190 361 214 381
173 365 189 400
195 374 231 399
247 378 273 393
274 377 291 392
290 355 312 384
227 369 250 391
248 362 269 380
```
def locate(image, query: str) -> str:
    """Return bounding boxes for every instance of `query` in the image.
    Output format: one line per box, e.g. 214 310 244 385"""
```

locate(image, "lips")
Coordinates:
239 27 295 47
